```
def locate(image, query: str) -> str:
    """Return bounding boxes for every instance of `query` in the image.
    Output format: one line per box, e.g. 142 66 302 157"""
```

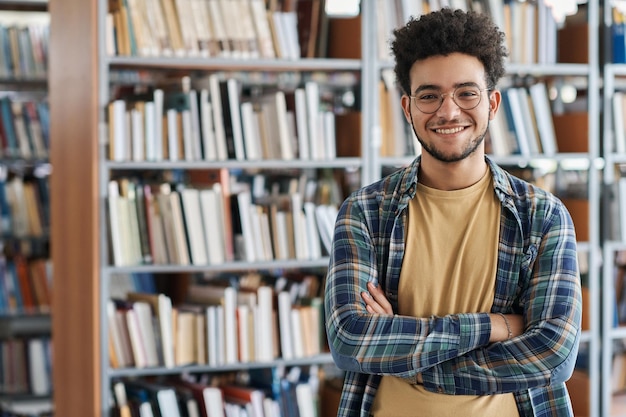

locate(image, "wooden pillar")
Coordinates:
49 0 100 415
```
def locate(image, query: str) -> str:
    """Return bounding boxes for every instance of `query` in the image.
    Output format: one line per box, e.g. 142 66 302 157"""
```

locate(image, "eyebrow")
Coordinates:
412 81 481 95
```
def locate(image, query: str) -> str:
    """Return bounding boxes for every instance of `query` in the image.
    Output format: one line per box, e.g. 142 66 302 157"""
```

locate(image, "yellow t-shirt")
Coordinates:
371 170 519 417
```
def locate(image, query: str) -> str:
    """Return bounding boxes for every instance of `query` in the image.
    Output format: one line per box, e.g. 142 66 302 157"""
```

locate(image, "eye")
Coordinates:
457 88 480 99
417 92 440 101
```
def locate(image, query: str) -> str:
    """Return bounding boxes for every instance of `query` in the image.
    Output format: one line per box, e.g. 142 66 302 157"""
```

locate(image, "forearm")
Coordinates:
327 292 492 377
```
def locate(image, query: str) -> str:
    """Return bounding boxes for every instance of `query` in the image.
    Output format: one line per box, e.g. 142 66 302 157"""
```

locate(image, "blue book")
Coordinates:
0 97 17 156
613 21 626 63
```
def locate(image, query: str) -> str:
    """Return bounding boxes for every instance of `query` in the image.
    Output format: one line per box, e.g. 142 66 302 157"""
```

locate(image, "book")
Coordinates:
127 292 175 368
249 0 276 59
255 286 275 362
170 379 225 417
180 187 209 265
198 186 226 265
208 74 229 160
124 379 183 417
221 384 265 417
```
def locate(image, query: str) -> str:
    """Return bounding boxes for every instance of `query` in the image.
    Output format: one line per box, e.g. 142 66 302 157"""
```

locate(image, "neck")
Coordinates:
418 152 488 191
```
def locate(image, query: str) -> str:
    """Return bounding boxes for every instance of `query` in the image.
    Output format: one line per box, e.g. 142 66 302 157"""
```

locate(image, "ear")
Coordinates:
401 95 412 123
488 90 502 121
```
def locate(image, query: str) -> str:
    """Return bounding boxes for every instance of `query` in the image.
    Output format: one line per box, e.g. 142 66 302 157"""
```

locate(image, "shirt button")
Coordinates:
437 386 444 393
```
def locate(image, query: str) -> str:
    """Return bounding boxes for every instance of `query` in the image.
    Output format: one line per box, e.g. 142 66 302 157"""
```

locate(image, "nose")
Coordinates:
436 93 462 117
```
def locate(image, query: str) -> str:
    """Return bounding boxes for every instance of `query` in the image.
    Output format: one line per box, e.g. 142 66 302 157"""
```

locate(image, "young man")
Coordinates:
324 8 582 417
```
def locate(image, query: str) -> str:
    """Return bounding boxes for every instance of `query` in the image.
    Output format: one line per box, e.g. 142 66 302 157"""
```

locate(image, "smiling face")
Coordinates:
401 52 501 164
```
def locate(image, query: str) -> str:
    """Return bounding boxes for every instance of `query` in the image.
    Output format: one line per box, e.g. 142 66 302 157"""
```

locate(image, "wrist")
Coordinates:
497 312 512 340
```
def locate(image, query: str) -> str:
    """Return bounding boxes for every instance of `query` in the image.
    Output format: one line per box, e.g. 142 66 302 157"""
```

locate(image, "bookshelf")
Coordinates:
0 2 52 417
601 2 626 415
366 2 600 417
52 0 364 416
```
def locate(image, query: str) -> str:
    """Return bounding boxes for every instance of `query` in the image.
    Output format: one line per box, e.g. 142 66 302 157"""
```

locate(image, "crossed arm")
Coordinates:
362 281 525 343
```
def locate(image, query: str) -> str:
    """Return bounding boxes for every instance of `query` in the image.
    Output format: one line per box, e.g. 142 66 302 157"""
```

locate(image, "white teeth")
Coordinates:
435 127 465 134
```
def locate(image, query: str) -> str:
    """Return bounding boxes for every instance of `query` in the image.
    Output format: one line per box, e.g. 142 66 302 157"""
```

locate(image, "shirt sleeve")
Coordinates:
324 194 492 381
420 197 583 395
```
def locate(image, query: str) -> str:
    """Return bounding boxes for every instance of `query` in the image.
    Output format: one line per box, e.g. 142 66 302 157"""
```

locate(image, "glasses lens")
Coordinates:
413 86 483 113
454 86 482 110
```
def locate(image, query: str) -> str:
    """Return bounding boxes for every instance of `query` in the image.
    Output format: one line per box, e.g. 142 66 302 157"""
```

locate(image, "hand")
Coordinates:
361 280 393 315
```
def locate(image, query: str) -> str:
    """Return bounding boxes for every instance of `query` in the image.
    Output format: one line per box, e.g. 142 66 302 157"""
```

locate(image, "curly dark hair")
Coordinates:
391 8 508 95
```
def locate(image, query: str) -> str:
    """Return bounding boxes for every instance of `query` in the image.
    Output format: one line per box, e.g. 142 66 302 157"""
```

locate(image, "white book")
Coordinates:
277 291 294 360
27 338 50 395
240 101 261 160
200 89 218 160
258 207 274 260
303 202 322 260
107 300 131 367
189 0 212 57
615 92 626 154
218 0 243 58
281 11 301 59
314 205 333 255
127 292 175 368
156 388 182 417
226 78 246 160
488 102 514 157
290 308 304 358
295 383 316 417
322 111 336 159
237 304 252 362
130 108 144 161
121 180 143 265
620 177 626 242
208 0 231 56
144 101 157 161
110 100 127 161
271 11 291 59
272 90 294 160
203 386 226 417
125 308 148 368
529 82 558 155
275 210 290 260
139 402 155 417
249 0 276 59
224 286 239 364
181 109 195 161
304 81 322 159
236 190 257 262
291 193 309 260
199 187 226 264
238 0 259 58
256 286 274 361
516 87 540 154
294 88 310 160
208 74 229 160
169 190 191 265
167 109 180 161
206 305 220 367
174 0 199 55
180 188 209 265
108 180 125 267
132 301 160 367
153 88 165 161
504 88 531 157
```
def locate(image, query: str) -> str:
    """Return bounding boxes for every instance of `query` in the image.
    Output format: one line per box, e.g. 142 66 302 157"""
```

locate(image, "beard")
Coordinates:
411 119 490 163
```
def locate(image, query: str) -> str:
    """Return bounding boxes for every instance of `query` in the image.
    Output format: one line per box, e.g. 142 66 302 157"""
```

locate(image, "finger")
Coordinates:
367 282 393 314
361 291 385 314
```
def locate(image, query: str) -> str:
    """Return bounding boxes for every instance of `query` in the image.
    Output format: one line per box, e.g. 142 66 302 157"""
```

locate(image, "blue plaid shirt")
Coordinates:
325 156 582 417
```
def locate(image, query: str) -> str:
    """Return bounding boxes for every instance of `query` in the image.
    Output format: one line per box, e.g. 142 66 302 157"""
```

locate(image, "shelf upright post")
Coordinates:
49 0 101 415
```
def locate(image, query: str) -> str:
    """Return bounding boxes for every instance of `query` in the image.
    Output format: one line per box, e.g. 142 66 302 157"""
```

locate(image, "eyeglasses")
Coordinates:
409 85 489 114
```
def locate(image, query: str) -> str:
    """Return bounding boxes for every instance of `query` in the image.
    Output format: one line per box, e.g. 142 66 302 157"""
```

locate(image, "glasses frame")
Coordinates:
409 86 491 114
